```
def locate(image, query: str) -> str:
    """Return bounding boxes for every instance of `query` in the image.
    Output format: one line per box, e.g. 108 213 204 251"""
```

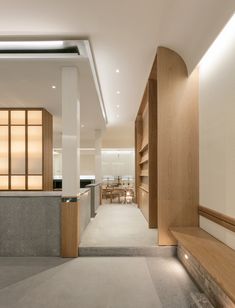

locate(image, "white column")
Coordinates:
62 67 80 196
94 129 102 184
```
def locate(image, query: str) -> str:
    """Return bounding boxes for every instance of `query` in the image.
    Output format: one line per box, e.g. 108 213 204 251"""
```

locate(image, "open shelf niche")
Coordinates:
135 68 158 228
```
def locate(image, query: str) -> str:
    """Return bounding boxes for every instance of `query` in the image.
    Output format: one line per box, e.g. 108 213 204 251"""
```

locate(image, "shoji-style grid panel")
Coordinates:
0 109 52 191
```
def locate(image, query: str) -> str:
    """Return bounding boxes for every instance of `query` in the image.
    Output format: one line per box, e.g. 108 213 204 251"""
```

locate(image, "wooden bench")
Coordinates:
171 227 235 307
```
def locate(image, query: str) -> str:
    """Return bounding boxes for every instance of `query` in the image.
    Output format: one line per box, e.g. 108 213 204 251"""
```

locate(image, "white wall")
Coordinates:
53 148 95 177
53 148 135 179
102 149 135 179
80 150 95 175
199 15 235 250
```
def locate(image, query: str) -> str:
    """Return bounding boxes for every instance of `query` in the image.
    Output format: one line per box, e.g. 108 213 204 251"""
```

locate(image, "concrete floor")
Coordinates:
0 256 198 308
80 204 157 247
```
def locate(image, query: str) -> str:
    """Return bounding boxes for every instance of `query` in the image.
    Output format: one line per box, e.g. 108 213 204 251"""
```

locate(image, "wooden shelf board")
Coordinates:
139 158 149 165
138 185 149 193
140 171 149 177
139 143 148 153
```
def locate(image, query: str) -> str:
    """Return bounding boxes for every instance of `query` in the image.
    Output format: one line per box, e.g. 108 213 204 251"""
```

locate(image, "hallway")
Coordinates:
80 204 157 247
0 256 198 308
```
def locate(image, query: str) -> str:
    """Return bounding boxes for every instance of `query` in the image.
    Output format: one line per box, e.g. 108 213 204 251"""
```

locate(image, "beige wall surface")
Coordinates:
80 152 96 175
199 16 235 249
102 123 134 148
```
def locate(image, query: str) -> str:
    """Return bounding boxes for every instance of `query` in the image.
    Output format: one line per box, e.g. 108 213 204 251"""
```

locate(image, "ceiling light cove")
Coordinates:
0 41 64 50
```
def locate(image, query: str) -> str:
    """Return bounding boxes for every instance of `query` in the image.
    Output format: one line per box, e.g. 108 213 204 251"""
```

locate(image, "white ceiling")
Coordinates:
0 57 105 146
0 0 234 130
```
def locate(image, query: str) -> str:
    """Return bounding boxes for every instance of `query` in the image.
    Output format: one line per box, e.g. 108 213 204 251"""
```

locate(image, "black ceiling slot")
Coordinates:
0 46 79 54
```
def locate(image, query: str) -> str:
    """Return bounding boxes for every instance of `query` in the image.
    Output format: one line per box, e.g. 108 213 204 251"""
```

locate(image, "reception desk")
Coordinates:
0 189 91 257
0 191 61 256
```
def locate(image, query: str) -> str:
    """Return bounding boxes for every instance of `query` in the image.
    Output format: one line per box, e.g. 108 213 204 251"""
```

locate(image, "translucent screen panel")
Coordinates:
11 110 25 125
28 126 42 174
0 176 9 190
0 110 8 125
11 126 26 174
0 126 8 174
28 176 42 190
11 176 25 190
28 110 42 125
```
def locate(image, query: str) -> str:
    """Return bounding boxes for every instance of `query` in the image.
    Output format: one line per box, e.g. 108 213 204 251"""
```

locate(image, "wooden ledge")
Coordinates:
170 227 235 304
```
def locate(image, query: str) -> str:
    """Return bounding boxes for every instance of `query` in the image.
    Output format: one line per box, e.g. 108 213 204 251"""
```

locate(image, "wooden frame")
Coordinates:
0 108 53 191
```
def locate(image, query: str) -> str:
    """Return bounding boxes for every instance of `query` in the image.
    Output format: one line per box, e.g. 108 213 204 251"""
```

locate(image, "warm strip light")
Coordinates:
199 13 235 70
0 41 64 50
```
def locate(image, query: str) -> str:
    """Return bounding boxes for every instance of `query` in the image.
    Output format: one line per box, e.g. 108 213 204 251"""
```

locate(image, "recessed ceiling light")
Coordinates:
52 85 56 89
116 105 120 108
116 91 120 94
116 114 120 118
81 124 85 128
116 69 120 73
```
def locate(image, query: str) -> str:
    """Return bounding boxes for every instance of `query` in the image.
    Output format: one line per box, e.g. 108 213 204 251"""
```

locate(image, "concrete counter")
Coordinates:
0 193 61 257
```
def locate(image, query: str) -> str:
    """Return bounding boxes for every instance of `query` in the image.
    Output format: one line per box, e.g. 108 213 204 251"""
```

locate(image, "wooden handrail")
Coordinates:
199 205 235 233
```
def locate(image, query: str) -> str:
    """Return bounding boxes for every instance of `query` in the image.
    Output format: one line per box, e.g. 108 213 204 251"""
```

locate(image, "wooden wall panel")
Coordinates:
142 104 148 147
157 47 199 245
138 187 149 222
43 109 53 191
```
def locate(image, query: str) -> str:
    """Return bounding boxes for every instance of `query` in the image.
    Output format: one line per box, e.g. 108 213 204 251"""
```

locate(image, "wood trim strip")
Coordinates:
199 205 235 233
61 200 79 257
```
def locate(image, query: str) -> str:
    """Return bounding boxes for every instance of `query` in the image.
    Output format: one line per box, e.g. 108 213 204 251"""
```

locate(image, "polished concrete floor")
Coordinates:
80 204 157 247
0 256 198 308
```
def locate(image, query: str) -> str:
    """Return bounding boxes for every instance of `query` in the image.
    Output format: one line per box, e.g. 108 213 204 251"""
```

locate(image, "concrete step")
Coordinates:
190 292 214 308
79 246 176 257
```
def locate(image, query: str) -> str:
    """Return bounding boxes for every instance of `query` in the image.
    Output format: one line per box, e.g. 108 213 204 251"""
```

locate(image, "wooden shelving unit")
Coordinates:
135 76 157 228
135 47 199 244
